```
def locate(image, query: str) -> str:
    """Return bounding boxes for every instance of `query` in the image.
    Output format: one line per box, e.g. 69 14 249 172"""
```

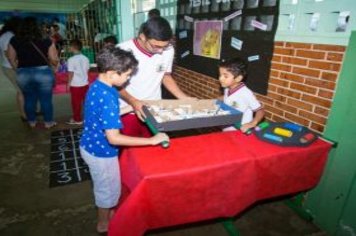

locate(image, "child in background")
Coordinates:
79 46 169 233
103 35 118 47
218 58 265 132
66 39 90 125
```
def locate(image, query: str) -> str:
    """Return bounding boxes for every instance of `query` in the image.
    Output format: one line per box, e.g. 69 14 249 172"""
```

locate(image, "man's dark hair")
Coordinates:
148 8 161 18
70 39 83 51
103 35 118 45
219 58 248 79
140 17 172 41
96 46 138 75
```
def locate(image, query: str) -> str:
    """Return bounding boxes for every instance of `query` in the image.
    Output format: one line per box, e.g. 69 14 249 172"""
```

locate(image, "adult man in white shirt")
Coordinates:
117 17 190 137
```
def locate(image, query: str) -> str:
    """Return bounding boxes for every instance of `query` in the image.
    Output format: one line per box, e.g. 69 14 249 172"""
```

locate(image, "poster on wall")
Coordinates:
193 20 223 59
175 0 280 95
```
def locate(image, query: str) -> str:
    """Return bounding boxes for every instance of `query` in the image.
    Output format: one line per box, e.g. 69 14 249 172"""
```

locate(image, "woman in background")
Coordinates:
0 17 26 121
8 17 59 128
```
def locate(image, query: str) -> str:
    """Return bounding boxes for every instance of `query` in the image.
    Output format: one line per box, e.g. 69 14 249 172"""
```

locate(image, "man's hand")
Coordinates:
132 99 147 121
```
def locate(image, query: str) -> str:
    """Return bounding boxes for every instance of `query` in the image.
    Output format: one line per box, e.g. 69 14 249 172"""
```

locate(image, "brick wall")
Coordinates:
172 42 346 133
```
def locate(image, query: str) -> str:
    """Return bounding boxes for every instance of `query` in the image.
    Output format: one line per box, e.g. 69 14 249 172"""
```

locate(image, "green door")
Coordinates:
335 174 356 236
304 31 356 235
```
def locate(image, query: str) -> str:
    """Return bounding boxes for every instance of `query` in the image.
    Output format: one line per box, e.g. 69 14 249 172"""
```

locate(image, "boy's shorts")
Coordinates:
80 147 121 208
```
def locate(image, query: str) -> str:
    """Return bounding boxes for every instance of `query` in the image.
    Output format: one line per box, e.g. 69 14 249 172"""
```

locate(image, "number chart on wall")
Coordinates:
50 128 90 187
175 0 279 95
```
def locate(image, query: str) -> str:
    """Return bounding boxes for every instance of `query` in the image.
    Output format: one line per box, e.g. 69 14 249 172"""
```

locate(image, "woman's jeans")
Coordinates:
16 66 55 123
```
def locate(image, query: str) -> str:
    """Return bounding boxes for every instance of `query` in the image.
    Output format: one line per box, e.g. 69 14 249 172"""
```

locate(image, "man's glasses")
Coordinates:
145 39 172 52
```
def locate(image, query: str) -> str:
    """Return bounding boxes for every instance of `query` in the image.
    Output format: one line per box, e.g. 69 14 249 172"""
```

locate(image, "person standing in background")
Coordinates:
52 17 66 40
0 17 26 121
50 24 63 56
66 39 90 125
8 17 59 128
103 35 118 47
148 8 161 19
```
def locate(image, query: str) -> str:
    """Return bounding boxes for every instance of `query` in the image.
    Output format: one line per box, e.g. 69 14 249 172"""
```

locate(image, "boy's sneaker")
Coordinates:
44 121 57 129
66 119 83 125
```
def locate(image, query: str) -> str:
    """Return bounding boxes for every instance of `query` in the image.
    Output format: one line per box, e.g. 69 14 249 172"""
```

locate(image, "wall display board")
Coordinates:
175 0 279 95
49 128 90 187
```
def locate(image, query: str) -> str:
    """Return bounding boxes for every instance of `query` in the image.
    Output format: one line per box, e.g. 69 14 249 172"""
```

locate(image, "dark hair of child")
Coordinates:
103 35 118 45
96 46 138 75
219 58 248 79
70 39 83 51
148 8 161 18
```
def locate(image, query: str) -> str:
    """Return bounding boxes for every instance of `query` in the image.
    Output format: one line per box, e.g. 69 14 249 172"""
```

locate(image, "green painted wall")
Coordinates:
118 0 135 42
304 31 356 235
335 174 356 236
115 0 123 42
0 0 88 13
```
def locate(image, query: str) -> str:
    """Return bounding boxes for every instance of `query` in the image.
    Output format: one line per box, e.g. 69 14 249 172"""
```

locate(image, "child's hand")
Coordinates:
240 123 255 133
150 133 169 145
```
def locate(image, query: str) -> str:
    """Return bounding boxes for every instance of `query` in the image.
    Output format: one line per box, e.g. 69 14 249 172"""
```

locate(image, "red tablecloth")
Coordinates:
109 131 331 236
53 71 98 94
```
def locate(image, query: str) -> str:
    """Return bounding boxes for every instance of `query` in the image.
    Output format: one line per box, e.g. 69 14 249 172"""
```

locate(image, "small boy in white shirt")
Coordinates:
66 39 90 125
218 58 265 132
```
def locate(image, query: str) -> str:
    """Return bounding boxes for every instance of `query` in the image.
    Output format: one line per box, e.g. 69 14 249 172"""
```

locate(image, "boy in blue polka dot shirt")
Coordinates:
79 46 169 233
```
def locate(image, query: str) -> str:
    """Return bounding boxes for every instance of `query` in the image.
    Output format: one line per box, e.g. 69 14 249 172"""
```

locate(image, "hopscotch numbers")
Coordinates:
49 128 90 187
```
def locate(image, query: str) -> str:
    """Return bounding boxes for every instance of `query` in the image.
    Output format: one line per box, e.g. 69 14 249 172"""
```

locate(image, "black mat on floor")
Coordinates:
50 128 91 187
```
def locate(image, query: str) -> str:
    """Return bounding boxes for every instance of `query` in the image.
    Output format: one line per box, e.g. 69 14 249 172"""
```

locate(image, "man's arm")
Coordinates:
119 88 146 121
162 74 190 99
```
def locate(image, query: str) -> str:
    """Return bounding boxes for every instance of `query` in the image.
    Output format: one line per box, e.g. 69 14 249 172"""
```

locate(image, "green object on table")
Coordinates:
220 218 240 236
234 122 252 135
145 119 170 148
256 121 270 131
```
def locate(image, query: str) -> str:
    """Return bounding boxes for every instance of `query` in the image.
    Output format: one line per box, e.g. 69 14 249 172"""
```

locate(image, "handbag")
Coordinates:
30 41 58 72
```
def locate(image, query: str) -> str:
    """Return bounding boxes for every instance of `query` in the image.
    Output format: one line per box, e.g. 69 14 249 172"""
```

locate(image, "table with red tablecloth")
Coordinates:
108 131 332 236
53 71 98 94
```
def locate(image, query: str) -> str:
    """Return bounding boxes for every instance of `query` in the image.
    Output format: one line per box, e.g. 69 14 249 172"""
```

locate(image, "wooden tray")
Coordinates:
143 99 242 132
